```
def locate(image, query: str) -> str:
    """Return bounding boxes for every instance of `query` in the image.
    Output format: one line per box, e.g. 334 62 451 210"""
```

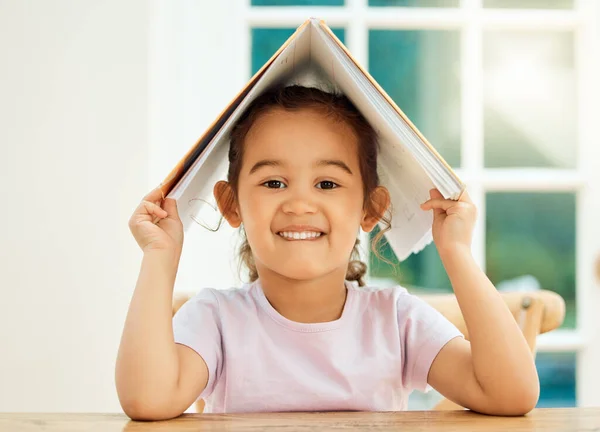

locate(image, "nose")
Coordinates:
281 186 318 215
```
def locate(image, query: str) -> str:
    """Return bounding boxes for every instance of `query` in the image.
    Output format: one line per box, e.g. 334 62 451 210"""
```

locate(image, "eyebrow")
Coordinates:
249 159 354 175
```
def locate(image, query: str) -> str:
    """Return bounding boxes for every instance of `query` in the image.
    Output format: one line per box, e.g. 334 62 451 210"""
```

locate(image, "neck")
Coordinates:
254 265 349 324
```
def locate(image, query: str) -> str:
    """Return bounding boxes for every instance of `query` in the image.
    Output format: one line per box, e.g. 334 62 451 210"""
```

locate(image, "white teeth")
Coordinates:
278 231 322 240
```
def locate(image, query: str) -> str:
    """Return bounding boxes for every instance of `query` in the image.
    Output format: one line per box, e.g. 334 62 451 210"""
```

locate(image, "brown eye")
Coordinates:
317 181 338 190
263 180 286 189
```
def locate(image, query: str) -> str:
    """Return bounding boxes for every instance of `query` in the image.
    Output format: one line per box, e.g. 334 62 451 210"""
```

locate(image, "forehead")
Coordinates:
241 108 359 168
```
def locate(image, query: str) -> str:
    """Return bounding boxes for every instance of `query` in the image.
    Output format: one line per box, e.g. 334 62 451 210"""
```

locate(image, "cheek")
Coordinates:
238 190 274 231
328 195 364 242
332 193 364 222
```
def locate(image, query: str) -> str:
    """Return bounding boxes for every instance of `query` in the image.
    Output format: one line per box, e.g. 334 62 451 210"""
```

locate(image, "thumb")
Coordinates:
163 198 180 220
429 188 444 200
427 189 446 217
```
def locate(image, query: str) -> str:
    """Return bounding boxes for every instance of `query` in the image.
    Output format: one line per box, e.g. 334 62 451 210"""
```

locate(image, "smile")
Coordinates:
278 231 324 240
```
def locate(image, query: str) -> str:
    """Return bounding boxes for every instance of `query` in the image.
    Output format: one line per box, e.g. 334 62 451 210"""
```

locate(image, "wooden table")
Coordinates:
1 408 599 431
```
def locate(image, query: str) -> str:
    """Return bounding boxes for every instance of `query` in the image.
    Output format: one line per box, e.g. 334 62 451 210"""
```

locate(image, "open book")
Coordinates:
159 17 465 261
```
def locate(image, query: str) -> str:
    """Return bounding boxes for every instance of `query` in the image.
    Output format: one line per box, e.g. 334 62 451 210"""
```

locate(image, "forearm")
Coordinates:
440 246 539 404
116 250 181 408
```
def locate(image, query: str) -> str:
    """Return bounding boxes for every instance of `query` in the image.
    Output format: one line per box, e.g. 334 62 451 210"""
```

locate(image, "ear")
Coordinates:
213 181 242 228
361 186 390 233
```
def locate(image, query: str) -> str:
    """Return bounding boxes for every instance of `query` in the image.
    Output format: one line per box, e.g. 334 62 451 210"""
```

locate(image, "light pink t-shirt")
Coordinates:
172 279 462 413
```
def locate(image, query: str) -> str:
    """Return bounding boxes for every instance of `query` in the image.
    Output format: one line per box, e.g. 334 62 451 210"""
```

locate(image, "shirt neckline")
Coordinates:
252 279 356 333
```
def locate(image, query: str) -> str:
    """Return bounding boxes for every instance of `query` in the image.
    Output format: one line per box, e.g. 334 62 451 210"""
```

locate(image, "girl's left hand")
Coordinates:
420 188 477 254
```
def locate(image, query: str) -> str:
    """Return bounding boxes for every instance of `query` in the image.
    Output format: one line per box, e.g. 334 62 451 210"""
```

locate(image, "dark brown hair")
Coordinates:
218 85 392 286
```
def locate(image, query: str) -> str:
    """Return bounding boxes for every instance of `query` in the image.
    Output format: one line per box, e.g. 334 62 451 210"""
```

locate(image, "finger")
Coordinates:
420 198 455 212
426 189 447 215
422 200 473 218
140 200 168 220
130 201 168 228
143 185 166 202
429 188 444 200
458 188 473 204
162 198 180 221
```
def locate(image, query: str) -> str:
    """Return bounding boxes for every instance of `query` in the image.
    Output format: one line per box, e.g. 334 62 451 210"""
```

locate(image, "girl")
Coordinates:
116 86 539 420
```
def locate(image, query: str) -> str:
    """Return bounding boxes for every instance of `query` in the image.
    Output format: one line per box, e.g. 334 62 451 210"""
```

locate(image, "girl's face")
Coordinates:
226 107 381 282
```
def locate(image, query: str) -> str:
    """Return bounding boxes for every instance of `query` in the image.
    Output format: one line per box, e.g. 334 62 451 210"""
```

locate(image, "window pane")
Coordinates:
369 30 461 168
537 352 577 407
369 0 459 6
486 192 576 328
251 28 345 75
484 0 573 9
483 31 576 168
369 227 451 294
252 0 344 5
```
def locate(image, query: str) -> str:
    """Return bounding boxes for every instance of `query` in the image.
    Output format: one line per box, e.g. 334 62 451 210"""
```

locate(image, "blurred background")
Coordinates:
1 0 599 413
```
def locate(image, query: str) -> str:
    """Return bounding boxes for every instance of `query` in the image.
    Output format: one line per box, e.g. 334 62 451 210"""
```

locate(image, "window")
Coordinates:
252 28 346 74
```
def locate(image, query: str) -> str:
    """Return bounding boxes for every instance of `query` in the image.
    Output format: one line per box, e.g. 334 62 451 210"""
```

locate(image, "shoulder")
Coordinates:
347 282 410 319
178 282 260 315
349 281 410 304
350 282 439 316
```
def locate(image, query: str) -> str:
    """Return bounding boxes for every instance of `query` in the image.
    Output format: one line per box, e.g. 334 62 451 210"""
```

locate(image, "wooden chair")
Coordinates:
420 290 566 410
172 289 565 413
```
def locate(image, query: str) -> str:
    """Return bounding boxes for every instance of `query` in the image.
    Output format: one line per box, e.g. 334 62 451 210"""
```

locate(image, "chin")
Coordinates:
255 251 345 281
274 261 340 282
278 267 324 281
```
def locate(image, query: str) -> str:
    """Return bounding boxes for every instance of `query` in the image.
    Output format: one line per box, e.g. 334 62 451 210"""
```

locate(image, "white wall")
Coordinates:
148 0 248 293
0 0 242 412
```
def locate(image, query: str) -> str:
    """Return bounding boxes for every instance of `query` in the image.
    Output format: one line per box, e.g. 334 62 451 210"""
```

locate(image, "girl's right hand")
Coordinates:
128 186 184 255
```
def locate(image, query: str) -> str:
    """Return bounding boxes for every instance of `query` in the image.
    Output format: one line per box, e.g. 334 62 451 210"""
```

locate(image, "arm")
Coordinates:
115 250 209 420
428 247 539 415
421 189 539 416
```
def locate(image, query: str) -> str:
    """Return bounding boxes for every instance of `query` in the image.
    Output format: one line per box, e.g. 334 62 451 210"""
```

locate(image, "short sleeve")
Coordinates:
396 290 464 393
172 288 222 399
